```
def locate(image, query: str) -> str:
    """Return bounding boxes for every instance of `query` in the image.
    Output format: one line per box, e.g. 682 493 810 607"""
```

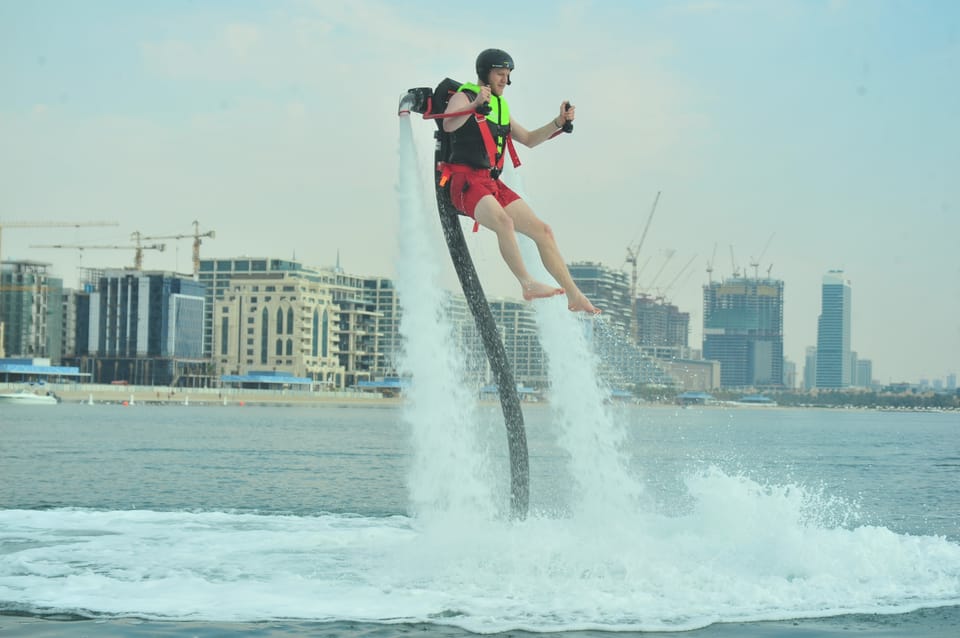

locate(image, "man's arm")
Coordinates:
512 101 575 148
443 87 491 133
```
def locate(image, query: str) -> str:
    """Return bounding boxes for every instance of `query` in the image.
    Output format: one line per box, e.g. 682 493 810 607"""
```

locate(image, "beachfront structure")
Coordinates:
815 270 851 389
633 294 690 356
783 357 798 390
854 356 873 389
71 270 206 386
212 271 346 388
450 292 674 391
568 261 631 337
199 258 384 386
489 298 548 389
803 346 817 390
198 256 685 392
0 261 65 363
364 277 402 378
199 258 307 358
327 270 381 387
432 294 540 389
441 293 488 387
702 275 785 388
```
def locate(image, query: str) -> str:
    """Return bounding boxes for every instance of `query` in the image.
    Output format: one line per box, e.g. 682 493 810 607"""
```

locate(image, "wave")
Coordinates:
2 467 959 633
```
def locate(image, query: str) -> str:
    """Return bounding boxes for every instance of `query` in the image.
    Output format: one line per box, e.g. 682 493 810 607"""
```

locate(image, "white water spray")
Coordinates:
501 167 644 520
395 114 496 521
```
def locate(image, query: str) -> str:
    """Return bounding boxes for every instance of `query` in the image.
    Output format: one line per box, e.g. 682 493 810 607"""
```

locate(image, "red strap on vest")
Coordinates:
474 113 502 173
505 135 521 169
474 113 522 173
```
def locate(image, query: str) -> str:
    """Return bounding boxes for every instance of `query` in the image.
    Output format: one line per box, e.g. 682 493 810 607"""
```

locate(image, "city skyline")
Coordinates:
2 1 957 384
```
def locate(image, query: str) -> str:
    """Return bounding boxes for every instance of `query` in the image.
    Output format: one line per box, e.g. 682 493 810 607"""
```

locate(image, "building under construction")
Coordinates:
634 294 689 353
568 261 631 335
0 261 64 362
702 276 784 388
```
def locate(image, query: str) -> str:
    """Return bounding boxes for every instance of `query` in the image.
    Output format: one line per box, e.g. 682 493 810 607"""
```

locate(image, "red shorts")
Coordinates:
448 167 521 218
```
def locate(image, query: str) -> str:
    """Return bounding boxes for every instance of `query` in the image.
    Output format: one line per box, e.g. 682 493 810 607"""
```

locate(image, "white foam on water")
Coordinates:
2 478 959 632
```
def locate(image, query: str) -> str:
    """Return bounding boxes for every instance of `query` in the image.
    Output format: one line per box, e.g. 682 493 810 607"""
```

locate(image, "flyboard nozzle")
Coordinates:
398 87 433 116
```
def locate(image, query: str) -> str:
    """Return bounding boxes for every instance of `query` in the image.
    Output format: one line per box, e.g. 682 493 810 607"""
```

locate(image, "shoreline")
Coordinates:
0 382 399 407
2 383 955 412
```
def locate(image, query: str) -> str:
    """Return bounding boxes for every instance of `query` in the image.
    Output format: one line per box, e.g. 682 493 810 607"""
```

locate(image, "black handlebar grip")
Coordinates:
562 102 573 133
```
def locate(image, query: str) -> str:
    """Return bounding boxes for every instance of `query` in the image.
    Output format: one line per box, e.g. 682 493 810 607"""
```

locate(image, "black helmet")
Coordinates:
476 48 514 84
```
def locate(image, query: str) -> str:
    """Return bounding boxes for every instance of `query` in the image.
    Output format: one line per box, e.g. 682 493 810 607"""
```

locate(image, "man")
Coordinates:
442 48 600 314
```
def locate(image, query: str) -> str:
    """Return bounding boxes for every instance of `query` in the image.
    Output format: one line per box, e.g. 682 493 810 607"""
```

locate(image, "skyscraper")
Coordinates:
815 270 851 389
702 275 784 388
803 346 817 390
568 261 631 336
634 294 690 352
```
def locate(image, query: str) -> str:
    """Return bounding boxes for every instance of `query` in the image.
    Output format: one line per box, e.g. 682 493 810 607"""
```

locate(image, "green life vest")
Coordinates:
451 82 512 166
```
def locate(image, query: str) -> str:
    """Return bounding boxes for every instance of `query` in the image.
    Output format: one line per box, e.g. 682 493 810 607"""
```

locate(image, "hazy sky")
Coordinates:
2 0 957 384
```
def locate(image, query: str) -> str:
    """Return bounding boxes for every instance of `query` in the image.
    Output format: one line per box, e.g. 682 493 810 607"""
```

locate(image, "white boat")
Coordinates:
734 394 778 407
0 390 59 405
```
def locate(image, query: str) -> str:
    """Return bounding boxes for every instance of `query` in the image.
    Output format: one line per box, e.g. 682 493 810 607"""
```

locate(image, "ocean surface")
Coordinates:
1 403 958 637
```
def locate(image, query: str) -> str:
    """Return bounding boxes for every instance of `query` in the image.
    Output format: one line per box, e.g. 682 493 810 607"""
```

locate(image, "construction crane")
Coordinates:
729 245 740 278
132 221 215 276
659 253 698 302
625 191 661 338
642 249 676 298
0 221 119 344
705 242 718 284
30 243 166 270
749 232 776 280
0 220 118 268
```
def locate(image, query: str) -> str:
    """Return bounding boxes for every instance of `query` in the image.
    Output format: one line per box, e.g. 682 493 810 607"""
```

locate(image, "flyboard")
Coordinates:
398 80 569 520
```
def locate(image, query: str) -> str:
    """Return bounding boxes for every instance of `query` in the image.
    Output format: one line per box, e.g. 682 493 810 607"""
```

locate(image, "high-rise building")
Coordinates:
489 298 547 388
568 261 699 388
0 261 64 362
568 262 631 336
198 258 309 358
634 294 690 355
364 277 402 378
702 276 784 388
815 270 851 389
199 258 390 386
73 270 206 385
60 289 82 359
855 358 873 389
440 292 487 386
783 357 797 389
212 271 346 387
804 346 817 390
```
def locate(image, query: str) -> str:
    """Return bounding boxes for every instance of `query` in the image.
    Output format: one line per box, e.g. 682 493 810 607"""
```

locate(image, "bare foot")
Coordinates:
522 280 565 301
567 293 601 314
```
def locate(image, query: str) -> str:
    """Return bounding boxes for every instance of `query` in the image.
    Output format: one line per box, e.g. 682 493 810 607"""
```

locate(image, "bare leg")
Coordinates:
504 199 600 314
474 196 565 300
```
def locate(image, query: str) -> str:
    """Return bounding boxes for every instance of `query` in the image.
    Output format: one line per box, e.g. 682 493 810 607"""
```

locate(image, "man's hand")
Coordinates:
558 100 575 125
472 86 492 110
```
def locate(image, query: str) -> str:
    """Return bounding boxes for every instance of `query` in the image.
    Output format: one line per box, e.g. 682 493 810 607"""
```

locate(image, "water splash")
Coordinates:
395 115 496 521
501 166 644 521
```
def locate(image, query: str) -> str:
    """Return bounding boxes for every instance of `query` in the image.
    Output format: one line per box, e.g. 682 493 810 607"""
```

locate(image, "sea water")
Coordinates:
1 404 958 636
